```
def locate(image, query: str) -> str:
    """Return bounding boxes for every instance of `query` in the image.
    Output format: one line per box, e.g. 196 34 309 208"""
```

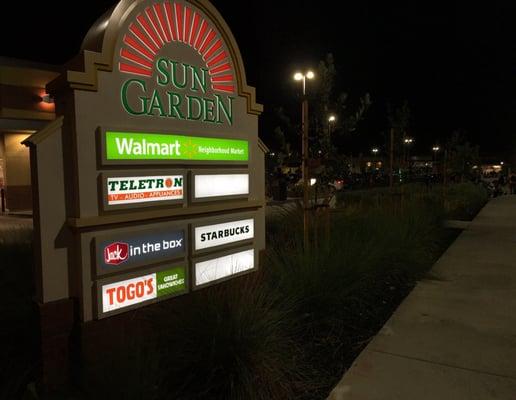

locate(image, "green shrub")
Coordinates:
444 182 488 220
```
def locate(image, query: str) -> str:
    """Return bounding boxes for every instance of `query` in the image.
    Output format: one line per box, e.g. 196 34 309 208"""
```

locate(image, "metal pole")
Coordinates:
443 149 447 187
302 93 309 251
442 148 448 203
389 128 394 189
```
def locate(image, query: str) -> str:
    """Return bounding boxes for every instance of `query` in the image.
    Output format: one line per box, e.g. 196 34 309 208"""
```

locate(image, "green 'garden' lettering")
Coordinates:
120 58 234 125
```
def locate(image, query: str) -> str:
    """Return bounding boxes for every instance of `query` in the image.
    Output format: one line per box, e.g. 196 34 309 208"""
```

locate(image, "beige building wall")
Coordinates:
0 135 4 188
0 59 59 213
4 132 32 210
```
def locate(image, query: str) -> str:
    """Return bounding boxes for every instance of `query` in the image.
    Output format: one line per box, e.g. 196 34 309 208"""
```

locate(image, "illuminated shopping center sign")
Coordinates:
25 0 265 325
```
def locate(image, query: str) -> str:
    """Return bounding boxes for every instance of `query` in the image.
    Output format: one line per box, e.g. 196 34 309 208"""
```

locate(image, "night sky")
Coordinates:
2 0 515 159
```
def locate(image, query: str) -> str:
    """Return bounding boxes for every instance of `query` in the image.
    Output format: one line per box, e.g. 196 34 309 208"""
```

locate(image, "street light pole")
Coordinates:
328 114 336 137
302 90 309 251
389 128 394 189
294 71 314 251
432 146 440 175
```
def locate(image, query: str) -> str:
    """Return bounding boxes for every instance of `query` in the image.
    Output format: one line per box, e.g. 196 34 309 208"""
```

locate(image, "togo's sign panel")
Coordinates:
195 218 254 251
95 226 185 275
100 266 186 315
106 175 183 206
101 130 248 164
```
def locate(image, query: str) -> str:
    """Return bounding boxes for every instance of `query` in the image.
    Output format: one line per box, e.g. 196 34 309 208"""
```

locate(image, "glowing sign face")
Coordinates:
194 174 249 199
107 175 184 205
118 1 237 123
96 226 186 275
101 266 186 314
194 249 254 286
104 131 248 162
195 218 254 251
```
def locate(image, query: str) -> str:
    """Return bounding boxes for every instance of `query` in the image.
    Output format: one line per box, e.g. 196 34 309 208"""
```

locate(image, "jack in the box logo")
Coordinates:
104 242 129 265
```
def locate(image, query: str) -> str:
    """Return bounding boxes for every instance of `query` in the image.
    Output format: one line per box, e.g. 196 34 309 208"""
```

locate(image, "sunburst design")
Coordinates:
182 138 198 159
119 1 235 94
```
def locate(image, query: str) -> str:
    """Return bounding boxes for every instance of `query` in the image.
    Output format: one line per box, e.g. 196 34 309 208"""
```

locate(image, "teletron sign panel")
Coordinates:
106 174 184 205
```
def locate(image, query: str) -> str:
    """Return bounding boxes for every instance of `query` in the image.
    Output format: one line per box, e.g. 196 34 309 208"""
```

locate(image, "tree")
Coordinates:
308 53 371 185
387 100 411 185
268 53 371 189
446 130 479 182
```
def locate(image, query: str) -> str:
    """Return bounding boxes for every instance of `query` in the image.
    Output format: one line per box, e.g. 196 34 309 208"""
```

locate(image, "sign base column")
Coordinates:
36 298 75 394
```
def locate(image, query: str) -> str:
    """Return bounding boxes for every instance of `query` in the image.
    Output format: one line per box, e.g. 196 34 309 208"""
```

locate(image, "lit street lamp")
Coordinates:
328 114 336 133
403 138 414 159
294 70 315 250
372 147 379 154
403 137 414 178
431 146 441 176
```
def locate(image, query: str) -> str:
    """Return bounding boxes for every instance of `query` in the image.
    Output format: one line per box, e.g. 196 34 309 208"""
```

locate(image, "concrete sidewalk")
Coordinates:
0 214 33 233
329 195 516 400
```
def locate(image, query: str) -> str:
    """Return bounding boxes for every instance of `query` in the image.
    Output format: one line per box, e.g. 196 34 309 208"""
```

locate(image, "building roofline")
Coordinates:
0 56 61 72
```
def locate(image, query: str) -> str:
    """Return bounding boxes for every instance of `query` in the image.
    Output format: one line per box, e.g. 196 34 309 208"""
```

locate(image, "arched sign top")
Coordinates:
118 1 236 94
52 0 262 114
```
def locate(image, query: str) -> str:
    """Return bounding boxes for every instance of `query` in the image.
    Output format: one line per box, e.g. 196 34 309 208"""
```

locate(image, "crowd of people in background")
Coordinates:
480 171 516 197
267 164 516 201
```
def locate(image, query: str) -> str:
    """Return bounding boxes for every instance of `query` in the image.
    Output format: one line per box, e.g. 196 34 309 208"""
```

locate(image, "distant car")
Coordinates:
329 179 345 190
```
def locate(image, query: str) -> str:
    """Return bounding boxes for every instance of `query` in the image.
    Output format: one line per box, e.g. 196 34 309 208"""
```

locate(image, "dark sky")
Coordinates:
2 0 515 159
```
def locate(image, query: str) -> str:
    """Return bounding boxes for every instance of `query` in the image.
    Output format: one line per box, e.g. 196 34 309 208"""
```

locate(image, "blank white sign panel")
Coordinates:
195 249 254 286
194 174 249 199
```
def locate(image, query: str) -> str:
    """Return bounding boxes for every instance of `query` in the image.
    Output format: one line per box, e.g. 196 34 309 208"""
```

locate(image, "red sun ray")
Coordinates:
209 62 231 75
184 7 192 44
119 63 152 77
129 23 159 53
189 12 201 46
154 3 171 42
174 3 183 42
207 51 228 68
120 48 153 69
123 34 155 61
194 20 208 50
147 6 167 44
203 39 222 61
165 1 178 41
137 13 163 48
198 29 216 55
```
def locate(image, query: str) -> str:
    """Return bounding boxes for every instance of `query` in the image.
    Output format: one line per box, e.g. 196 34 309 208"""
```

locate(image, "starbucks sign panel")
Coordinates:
31 0 265 321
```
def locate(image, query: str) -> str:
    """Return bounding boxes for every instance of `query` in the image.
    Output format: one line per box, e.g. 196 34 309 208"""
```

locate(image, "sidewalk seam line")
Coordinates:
370 349 516 382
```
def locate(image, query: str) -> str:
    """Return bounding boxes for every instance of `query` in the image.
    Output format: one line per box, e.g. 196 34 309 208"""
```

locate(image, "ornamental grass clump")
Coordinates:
148 272 309 400
263 198 446 398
